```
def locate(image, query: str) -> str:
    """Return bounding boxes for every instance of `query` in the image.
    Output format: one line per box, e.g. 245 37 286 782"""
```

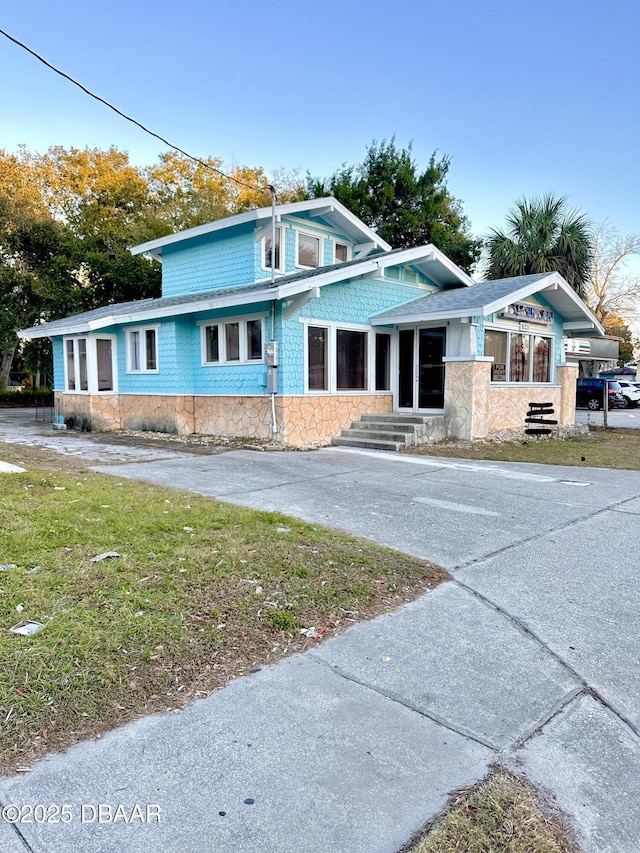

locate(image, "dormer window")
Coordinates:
263 225 282 272
297 232 320 268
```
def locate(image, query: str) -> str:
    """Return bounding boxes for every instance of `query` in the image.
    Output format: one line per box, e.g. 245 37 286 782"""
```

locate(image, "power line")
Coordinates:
0 27 273 197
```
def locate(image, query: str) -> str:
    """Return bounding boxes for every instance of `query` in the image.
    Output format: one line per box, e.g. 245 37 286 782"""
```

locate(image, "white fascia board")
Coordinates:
372 308 482 325
87 288 280 329
130 209 265 256
428 247 476 287
18 327 62 340
274 260 380 299
373 245 474 288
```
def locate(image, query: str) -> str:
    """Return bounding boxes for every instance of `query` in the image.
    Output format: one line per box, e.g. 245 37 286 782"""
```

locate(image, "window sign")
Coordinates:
492 363 507 380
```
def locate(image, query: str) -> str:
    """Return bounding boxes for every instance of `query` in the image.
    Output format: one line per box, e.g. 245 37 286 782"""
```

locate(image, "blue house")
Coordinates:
19 197 604 448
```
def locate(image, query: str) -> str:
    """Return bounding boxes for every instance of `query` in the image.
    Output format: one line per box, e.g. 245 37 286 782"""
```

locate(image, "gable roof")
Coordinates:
19 244 473 339
130 197 392 261
371 272 605 334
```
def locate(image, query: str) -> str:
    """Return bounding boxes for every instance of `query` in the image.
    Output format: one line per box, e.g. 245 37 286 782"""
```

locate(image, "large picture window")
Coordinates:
337 329 367 390
484 329 552 383
305 323 387 394
201 316 264 365
64 336 116 393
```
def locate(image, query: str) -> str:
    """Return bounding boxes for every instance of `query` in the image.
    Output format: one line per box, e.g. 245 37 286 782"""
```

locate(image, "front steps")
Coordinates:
333 412 446 451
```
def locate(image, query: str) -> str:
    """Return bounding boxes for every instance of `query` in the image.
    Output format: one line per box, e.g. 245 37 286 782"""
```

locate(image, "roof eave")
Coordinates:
129 197 392 258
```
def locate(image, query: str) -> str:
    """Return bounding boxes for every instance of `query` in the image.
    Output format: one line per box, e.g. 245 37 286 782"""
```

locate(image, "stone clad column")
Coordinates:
557 362 579 424
443 358 492 440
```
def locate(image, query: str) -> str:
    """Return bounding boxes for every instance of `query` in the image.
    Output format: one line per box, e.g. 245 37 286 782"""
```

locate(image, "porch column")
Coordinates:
557 362 579 425
443 358 493 440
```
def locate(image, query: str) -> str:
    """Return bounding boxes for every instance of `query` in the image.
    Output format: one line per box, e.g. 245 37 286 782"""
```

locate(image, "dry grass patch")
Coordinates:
0 456 447 773
404 428 640 470
404 771 580 853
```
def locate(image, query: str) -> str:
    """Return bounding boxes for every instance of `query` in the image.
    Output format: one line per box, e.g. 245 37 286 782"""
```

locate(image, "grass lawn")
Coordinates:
404 771 580 853
0 436 586 852
404 428 640 470
0 442 447 773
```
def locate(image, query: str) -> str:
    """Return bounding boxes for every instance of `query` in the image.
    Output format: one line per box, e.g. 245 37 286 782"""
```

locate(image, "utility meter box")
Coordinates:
266 365 278 394
265 341 279 367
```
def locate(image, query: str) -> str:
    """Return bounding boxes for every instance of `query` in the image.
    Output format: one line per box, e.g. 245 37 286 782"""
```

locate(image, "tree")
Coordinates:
583 221 640 321
0 196 82 388
0 145 306 385
146 153 305 234
307 138 481 273
485 194 592 296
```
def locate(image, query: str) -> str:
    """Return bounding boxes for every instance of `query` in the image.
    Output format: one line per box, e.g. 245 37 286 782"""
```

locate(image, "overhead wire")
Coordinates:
0 27 274 198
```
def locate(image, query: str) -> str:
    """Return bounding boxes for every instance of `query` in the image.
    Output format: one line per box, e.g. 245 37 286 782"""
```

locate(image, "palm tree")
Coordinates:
485 194 592 296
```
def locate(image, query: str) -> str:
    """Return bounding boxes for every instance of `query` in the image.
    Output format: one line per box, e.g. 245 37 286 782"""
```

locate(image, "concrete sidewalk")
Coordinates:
1 415 639 852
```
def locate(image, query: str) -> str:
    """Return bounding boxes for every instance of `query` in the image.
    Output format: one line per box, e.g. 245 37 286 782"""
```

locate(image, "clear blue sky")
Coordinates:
1 0 639 240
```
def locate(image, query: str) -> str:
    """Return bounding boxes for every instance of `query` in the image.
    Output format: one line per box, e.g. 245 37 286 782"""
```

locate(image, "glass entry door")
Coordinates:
397 327 446 410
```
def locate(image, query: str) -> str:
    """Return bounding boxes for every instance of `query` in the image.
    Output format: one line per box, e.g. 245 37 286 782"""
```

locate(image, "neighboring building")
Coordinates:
19 197 605 447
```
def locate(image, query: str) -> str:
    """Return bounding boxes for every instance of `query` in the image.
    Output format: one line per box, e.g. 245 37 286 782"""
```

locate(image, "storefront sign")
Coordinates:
563 338 591 355
503 303 554 324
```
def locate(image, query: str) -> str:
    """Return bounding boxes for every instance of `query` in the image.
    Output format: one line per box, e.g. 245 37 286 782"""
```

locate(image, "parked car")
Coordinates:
616 381 640 408
576 378 626 410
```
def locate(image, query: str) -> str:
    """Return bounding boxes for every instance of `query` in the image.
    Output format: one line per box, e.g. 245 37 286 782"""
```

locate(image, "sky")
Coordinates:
1 0 639 244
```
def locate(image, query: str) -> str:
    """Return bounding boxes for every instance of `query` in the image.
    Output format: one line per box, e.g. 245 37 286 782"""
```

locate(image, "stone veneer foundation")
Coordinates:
55 393 393 448
56 365 577 447
444 360 578 440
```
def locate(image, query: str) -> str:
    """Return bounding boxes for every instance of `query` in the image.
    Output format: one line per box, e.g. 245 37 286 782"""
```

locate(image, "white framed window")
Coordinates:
95 338 115 391
307 326 329 390
296 231 321 268
303 321 383 394
484 327 553 383
334 242 349 264
127 326 159 373
200 315 265 365
63 335 117 393
336 328 367 390
262 225 283 272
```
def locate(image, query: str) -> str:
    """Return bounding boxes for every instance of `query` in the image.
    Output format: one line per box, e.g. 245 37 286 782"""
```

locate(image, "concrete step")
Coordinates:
342 427 415 443
332 436 403 452
347 422 416 435
360 413 443 425
333 411 447 452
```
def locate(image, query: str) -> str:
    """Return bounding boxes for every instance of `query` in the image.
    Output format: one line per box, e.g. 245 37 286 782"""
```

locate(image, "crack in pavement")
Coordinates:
450 490 640 573
0 797 36 851
450 580 640 744
308 654 500 751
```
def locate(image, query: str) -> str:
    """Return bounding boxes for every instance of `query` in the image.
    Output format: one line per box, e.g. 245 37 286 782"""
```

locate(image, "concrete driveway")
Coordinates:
1 411 639 852
576 406 640 429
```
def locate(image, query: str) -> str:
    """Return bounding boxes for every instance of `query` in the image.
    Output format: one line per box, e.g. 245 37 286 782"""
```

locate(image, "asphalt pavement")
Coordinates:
1 409 639 852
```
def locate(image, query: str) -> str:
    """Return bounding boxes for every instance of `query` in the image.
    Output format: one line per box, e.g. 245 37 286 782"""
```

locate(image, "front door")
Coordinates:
397 327 446 410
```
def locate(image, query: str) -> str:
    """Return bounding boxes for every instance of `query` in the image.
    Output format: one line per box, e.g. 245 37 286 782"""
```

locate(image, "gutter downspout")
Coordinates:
269 185 278 438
